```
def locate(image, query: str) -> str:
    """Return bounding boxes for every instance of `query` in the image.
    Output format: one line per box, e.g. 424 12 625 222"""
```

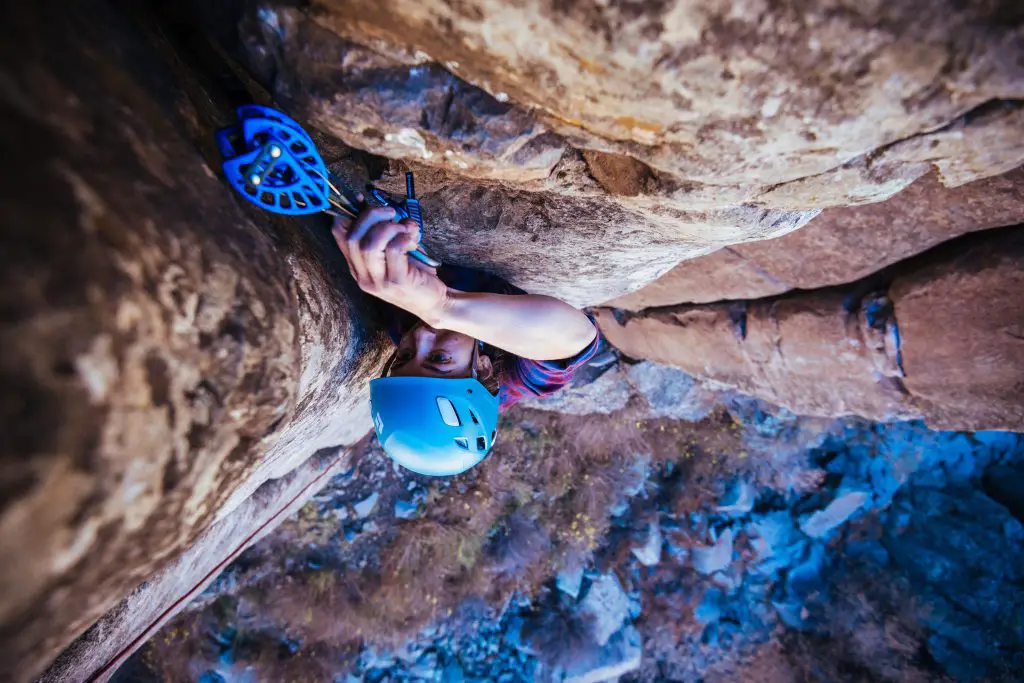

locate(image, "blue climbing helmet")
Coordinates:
370 376 500 476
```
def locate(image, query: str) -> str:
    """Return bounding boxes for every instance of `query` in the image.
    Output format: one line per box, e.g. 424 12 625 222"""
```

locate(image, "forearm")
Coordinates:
428 290 597 361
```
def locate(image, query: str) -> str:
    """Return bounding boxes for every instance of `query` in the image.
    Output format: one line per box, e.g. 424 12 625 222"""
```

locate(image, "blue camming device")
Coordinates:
215 105 440 267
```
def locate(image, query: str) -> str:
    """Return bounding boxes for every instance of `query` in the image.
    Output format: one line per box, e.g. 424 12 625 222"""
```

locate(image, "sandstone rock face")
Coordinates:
302 0 1024 207
220 2 822 305
891 228 1024 431
4 0 1024 680
608 169 1024 309
0 3 385 680
39 450 351 683
597 226 1024 431
597 293 912 423
209 0 1024 305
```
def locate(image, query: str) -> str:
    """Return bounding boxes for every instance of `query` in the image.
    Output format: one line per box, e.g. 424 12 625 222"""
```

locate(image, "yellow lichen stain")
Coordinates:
543 111 663 145
546 111 587 129
574 56 609 76
614 117 665 134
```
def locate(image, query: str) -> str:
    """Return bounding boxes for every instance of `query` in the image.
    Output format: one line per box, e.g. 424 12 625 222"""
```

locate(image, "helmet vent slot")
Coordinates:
454 437 470 450
476 436 486 451
436 397 461 426
468 410 480 425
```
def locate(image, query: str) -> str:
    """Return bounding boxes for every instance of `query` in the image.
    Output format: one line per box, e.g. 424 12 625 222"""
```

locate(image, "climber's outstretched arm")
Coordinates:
433 289 596 361
332 208 597 362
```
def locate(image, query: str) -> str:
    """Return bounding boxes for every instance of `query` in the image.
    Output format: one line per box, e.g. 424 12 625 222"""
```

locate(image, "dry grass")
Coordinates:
141 404 779 679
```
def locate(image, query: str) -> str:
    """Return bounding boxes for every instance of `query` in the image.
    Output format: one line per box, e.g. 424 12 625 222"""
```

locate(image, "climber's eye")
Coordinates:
428 351 451 364
394 349 414 365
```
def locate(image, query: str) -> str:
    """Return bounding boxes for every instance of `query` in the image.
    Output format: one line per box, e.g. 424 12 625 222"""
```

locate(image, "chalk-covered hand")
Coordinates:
332 206 450 324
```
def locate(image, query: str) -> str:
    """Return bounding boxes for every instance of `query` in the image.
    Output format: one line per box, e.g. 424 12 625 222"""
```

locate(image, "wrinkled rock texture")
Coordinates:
0 2 386 680
598 226 1024 430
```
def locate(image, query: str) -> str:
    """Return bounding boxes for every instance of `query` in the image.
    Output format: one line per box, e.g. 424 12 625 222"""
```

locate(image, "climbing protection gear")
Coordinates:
215 105 332 215
370 376 500 476
215 106 439 267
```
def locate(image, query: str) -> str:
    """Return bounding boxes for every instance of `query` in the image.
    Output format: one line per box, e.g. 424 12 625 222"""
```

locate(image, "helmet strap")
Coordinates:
381 348 399 377
470 341 482 380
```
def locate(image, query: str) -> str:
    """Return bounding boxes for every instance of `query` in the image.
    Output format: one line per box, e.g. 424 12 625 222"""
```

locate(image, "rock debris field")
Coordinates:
126 363 1024 682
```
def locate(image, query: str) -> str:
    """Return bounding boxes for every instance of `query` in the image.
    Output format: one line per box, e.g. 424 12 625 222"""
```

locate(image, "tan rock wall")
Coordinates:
209 1 1024 305
300 0 1024 206
0 3 386 680
608 168 1024 309
597 226 1024 431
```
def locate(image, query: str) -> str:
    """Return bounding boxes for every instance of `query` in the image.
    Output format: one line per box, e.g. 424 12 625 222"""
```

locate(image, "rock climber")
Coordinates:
332 204 600 477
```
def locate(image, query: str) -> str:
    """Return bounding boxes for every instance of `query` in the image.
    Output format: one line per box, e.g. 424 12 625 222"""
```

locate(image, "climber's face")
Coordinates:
388 323 485 379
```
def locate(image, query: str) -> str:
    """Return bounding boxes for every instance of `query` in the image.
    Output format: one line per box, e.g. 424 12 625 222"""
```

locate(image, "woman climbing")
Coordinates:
332 204 600 476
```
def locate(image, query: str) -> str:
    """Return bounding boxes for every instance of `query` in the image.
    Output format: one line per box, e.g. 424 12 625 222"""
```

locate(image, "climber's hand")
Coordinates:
332 207 450 324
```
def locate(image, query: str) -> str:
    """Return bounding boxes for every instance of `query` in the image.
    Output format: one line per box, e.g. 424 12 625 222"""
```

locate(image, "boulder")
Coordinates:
623 362 719 421
353 491 381 518
631 521 663 567
556 564 585 601
716 480 756 517
608 169 1024 309
578 573 631 647
692 529 735 576
518 365 633 415
394 498 421 520
799 492 869 539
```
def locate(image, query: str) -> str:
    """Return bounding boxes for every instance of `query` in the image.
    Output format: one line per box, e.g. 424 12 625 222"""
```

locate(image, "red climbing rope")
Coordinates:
85 457 342 683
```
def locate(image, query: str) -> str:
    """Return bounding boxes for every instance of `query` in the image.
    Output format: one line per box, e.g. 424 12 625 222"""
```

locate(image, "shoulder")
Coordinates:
498 320 602 410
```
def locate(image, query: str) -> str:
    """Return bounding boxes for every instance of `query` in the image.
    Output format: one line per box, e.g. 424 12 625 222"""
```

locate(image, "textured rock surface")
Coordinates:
624 361 720 421
519 360 720 420
597 226 1024 431
890 227 1024 431
39 450 351 683
204 0 1024 305
298 0 1024 205
219 1 823 306
0 3 385 681
578 573 631 647
608 168 1024 309
518 365 635 415
610 167 1024 309
598 292 912 422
